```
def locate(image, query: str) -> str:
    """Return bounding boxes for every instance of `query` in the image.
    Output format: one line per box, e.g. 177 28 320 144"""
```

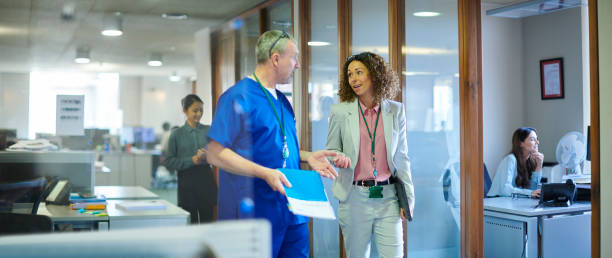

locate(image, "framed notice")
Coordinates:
539 58 564 100
56 95 85 135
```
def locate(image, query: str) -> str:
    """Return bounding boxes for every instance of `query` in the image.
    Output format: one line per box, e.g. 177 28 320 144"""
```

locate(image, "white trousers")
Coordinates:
338 184 404 258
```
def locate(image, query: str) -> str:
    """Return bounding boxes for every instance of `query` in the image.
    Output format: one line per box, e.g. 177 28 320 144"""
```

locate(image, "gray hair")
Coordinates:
255 30 296 64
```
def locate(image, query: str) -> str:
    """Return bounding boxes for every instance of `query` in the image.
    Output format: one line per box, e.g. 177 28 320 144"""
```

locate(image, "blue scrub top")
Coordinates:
208 77 308 225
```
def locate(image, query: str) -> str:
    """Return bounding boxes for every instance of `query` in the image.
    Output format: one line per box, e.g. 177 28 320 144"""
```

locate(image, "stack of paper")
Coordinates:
69 194 107 210
278 168 336 220
115 200 167 211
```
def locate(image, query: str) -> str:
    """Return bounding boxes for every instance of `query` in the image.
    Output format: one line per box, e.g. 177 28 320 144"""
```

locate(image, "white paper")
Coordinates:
286 197 336 220
543 63 561 95
56 95 85 136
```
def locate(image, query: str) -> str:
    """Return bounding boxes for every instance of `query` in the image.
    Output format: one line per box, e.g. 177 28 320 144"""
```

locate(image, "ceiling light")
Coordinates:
413 11 441 17
162 13 188 20
308 41 331 46
74 47 91 64
101 12 123 36
169 71 181 82
148 53 163 67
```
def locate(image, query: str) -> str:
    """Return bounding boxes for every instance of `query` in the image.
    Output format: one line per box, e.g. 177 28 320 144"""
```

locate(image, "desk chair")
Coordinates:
0 177 52 235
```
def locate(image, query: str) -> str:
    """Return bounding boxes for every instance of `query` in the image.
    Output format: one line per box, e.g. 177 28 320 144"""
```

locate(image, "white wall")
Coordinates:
119 76 142 127
140 76 192 134
523 8 584 162
0 72 29 138
598 0 612 256
482 13 524 176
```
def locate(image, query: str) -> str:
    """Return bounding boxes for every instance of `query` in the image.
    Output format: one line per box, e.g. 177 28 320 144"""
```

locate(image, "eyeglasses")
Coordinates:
268 31 290 58
346 52 372 62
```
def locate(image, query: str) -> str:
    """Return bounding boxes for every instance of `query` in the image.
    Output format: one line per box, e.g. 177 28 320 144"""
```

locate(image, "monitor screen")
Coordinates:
120 127 134 144
141 128 155 143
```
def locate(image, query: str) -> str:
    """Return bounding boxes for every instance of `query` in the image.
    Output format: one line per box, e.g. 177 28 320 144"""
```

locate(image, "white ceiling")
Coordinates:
0 0 266 78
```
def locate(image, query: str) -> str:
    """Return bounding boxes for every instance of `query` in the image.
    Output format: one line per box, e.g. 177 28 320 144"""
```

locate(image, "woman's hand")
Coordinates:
262 168 292 195
532 151 544 171
332 154 351 169
531 188 541 198
306 150 339 180
400 208 406 221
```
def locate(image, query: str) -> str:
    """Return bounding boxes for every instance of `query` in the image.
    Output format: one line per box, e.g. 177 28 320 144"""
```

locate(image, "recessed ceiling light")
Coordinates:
74 47 91 64
308 41 331 46
148 53 163 67
101 12 123 36
169 71 182 82
162 13 188 20
413 11 441 17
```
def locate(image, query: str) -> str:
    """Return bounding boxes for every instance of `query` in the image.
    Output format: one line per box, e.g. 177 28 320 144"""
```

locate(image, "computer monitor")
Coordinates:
141 127 155 143
586 125 591 161
120 127 134 144
86 128 109 147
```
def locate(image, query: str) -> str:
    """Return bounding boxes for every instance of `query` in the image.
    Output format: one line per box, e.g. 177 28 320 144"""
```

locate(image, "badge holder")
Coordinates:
368 168 383 198
368 185 383 198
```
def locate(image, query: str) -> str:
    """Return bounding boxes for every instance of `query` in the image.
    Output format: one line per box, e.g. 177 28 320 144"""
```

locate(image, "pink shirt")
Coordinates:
353 101 391 182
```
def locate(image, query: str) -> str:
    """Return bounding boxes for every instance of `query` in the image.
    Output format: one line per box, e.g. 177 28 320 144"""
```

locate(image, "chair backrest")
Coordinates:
0 177 47 214
484 163 492 196
0 213 52 235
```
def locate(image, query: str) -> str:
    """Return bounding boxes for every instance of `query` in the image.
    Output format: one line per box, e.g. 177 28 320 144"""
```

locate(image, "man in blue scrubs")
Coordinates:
206 30 339 258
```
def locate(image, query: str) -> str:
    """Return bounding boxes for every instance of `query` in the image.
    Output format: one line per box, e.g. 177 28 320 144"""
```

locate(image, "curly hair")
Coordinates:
338 52 400 103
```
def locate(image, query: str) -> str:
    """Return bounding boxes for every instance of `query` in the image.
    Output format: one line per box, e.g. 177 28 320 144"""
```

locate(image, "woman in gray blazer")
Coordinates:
326 52 415 258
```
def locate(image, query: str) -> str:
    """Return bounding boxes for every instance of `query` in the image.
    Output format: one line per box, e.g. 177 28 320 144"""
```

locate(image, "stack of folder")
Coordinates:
69 194 107 210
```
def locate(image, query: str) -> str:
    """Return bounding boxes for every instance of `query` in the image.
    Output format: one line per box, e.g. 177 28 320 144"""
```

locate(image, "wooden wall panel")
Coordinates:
588 0 600 257
458 0 483 257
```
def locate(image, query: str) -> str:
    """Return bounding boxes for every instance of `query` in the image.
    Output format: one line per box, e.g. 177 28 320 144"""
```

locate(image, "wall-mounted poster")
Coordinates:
56 95 85 135
539 58 564 100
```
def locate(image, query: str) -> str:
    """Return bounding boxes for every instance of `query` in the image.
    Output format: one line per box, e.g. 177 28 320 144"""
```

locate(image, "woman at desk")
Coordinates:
487 127 543 198
326 52 415 257
163 94 217 224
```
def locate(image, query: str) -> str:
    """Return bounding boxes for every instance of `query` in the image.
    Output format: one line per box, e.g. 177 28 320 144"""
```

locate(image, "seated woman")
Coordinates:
487 127 543 198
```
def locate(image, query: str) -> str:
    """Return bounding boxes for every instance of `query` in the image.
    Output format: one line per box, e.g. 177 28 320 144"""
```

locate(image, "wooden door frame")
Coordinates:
588 0 600 257
458 0 483 257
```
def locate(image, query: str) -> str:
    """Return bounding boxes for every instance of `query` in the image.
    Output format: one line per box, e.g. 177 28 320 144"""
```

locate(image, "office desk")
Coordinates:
94 185 159 200
35 199 188 231
106 199 189 229
484 197 591 258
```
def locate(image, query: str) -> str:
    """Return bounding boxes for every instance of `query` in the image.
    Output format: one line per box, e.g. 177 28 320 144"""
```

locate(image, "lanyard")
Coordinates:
253 73 290 166
358 101 381 177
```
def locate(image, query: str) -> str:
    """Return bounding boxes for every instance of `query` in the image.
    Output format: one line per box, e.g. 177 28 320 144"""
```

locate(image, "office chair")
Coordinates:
0 177 53 235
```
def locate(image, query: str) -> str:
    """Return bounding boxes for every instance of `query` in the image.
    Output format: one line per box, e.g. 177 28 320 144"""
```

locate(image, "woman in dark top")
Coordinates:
163 94 217 223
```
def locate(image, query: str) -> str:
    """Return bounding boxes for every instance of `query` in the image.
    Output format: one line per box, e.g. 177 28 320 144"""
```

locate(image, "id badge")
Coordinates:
368 185 383 198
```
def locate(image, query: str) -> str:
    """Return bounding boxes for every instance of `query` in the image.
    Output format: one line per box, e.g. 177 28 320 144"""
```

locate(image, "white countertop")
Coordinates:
484 197 591 216
95 186 159 200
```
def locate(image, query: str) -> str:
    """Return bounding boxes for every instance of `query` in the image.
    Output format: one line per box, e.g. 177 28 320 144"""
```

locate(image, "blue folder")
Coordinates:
278 168 328 202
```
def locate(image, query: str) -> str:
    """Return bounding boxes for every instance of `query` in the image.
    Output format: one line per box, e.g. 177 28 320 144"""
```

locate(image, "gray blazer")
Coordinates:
326 99 415 213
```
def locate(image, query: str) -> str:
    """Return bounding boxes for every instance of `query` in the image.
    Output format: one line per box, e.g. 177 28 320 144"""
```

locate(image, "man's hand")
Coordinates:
262 168 292 195
332 154 351 168
306 150 339 179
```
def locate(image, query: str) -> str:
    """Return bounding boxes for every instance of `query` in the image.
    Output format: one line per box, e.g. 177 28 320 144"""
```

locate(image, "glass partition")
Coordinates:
405 1 460 257
309 0 339 257
352 0 389 60
237 14 260 79
266 0 293 102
